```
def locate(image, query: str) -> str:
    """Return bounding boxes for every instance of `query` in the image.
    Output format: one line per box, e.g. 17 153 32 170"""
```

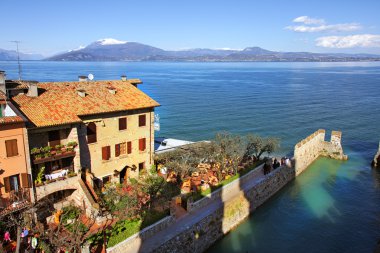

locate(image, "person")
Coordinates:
22 227 29 245
31 234 38 253
4 231 11 242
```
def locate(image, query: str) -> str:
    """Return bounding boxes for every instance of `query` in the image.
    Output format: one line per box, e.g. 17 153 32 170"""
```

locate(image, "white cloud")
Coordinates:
293 16 325 25
286 23 361 33
286 16 361 33
315 34 380 48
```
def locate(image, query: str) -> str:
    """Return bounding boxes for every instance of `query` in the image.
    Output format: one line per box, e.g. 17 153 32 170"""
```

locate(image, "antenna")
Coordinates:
88 73 94 81
10 40 22 80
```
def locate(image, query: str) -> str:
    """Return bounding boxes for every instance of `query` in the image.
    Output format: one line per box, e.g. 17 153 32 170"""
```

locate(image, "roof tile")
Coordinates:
12 79 159 128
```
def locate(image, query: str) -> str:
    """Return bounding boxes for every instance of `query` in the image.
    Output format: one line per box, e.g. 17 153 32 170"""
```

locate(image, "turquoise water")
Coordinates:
1 61 379 251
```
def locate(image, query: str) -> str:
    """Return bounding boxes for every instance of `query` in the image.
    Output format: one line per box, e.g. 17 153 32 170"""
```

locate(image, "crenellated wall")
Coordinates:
294 129 347 175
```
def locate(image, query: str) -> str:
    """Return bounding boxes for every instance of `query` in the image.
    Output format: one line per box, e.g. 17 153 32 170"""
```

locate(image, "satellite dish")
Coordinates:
88 73 94 81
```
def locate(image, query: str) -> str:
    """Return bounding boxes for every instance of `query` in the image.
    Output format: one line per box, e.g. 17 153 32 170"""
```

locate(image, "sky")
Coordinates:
1 0 380 56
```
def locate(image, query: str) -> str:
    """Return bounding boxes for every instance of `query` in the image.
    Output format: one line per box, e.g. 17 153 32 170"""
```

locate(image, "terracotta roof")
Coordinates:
5 80 34 90
0 116 24 125
11 79 160 128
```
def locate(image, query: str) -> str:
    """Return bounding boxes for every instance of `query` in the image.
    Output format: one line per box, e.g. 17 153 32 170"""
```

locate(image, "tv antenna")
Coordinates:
10 40 22 80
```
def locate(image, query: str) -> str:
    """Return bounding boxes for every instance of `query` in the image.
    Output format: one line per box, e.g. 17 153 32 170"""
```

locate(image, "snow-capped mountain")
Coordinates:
46 38 380 62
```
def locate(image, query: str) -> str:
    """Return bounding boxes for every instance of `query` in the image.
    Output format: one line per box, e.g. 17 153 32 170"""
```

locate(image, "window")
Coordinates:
139 114 146 127
115 142 126 157
139 162 145 171
119 117 127 131
102 146 111 160
5 139 18 157
48 130 60 147
127 141 132 154
3 175 20 193
139 138 146 151
87 122 97 144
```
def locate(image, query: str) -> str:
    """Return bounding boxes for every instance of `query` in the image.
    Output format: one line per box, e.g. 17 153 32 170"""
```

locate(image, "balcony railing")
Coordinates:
0 188 31 217
31 142 78 164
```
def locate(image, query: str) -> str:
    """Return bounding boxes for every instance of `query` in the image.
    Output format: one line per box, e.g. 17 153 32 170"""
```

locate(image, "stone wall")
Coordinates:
107 215 175 253
152 166 295 253
187 164 264 213
79 108 155 181
294 129 347 176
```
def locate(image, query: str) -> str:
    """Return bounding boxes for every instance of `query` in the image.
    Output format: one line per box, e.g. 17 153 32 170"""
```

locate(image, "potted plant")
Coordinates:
34 166 45 186
67 141 78 148
34 153 43 160
31 147 41 155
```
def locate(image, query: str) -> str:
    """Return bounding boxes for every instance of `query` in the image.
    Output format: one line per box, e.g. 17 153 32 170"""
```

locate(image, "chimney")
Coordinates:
27 82 38 97
77 89 86 97
0 71 6 95
78 76 87 82
107 86 116 94
121 75 127 81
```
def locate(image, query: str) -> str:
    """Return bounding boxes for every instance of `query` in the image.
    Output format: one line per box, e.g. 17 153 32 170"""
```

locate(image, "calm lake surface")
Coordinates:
1 61 380 252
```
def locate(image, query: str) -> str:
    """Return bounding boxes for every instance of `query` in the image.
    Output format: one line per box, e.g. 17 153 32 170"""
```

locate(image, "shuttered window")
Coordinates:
139 138 146 151
127 141 132 154
87 122 97 144
102 146 111 160
115 143 126 157
115 144 120 157
21 173 31 188
119 117 127 131
139 115 146 127
3 177 11 193
5 139 18 157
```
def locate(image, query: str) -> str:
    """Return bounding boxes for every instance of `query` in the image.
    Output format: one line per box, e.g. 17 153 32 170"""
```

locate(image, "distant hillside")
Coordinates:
0 48 43 60
46 38 380 62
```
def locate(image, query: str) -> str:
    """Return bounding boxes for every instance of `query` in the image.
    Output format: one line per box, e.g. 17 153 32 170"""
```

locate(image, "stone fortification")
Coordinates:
151 166 295 253
294 129 347 175
372 141 380 168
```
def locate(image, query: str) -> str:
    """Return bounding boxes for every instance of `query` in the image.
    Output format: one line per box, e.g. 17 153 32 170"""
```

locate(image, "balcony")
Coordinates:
34 172 79 200
31 142 77 165
0 188 31 217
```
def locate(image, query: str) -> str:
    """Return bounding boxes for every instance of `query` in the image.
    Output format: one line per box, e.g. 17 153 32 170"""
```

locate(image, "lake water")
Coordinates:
1 61 380 252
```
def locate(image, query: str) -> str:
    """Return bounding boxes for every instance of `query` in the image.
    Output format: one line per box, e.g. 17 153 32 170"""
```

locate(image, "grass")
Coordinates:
88 209 170 248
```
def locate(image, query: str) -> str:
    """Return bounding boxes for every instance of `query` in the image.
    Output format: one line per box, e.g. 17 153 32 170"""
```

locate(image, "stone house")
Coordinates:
6 74 159 214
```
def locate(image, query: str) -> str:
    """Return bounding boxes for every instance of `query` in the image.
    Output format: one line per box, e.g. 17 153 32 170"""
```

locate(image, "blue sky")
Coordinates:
2 0 380 56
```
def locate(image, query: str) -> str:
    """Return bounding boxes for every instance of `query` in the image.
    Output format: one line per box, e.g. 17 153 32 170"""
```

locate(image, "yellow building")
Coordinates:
10 76 159 203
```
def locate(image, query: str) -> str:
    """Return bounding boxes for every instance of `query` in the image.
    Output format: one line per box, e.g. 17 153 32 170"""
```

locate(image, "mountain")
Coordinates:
0 48 43 60
46 38 380 62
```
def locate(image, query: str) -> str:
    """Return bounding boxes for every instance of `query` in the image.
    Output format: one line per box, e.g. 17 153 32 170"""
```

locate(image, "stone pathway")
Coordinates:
126 166 266 253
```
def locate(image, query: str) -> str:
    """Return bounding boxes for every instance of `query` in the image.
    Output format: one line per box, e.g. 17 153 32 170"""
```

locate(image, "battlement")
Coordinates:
294 129 347 175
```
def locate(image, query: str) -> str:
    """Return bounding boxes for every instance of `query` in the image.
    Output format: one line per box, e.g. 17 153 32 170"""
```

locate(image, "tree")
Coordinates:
245 134 280 160
0 200 96 253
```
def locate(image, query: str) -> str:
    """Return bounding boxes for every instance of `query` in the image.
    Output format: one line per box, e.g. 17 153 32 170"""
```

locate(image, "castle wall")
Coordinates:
294 129 347 176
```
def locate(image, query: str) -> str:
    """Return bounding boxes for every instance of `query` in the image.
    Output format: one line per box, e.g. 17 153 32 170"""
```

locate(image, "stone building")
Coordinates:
5 73 159 214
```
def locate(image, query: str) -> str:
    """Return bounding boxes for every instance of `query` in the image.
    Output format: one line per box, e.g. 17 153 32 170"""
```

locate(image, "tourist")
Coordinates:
285 157 291 167
3 231 10 243
31 234 38 253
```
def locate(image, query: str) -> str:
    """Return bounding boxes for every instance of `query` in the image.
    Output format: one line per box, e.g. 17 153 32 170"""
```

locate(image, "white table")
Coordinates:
46 169 68 180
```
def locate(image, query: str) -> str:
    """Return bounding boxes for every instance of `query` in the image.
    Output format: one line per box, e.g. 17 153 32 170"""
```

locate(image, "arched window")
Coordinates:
87 122 97 144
